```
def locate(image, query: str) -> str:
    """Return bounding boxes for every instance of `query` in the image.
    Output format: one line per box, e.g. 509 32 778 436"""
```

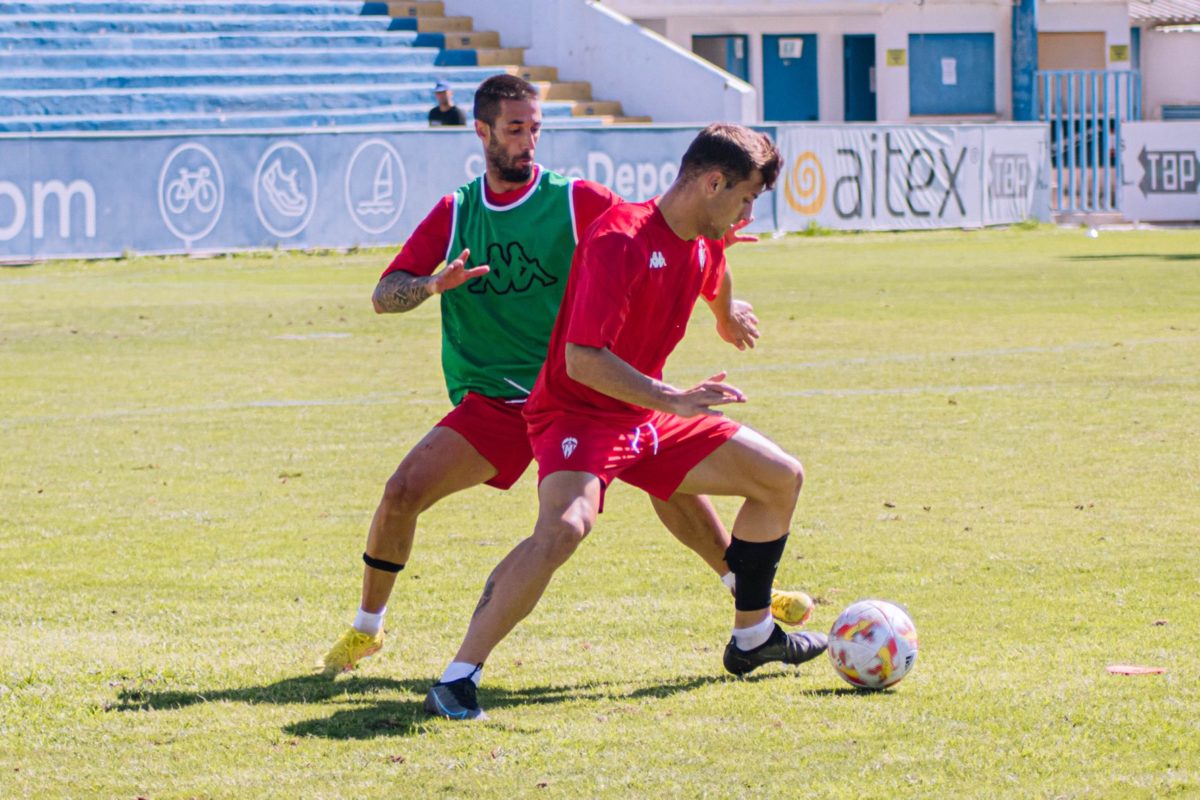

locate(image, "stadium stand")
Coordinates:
0 0 647 132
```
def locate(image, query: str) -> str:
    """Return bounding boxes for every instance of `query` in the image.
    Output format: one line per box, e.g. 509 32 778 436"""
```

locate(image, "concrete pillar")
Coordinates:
1012 0 1039 120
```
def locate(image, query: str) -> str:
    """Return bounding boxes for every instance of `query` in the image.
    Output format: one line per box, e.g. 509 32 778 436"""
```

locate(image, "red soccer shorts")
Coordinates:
529 410 741 503
436 392 533 490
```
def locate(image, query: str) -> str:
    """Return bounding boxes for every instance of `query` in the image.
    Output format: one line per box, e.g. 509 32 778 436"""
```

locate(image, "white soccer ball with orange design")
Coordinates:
828 600 918 689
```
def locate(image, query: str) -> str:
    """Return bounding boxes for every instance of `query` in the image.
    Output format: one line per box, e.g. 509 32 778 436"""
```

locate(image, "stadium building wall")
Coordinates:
604 0 1134 124
1139 27 1200 119
0 123 1049 263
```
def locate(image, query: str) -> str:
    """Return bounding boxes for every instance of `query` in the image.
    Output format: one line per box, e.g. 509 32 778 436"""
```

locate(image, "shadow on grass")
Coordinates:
111 673 420 712
111 669 868 739
1062 253 1200 262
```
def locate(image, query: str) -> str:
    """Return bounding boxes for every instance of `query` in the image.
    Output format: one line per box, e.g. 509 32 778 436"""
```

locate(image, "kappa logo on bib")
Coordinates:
649 251 666 269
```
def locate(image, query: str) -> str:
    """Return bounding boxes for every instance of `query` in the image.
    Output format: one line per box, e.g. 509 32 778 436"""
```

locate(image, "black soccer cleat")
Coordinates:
424 677 487 720
723 625 828 676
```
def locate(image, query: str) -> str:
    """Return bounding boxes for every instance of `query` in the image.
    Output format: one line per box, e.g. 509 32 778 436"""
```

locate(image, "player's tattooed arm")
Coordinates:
372 270 437 313
371 248 489 313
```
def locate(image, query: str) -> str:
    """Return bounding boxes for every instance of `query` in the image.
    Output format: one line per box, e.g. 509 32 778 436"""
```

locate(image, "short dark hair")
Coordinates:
678 123 782 191
473 74 539 126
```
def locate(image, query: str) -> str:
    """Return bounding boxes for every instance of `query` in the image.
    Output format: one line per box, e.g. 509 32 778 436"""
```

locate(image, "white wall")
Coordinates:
610 0 1015 123
441 0 756 123
1140 27 1200 119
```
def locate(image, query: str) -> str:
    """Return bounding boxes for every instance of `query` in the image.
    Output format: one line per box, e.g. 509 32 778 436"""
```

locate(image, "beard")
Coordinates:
487 133 534 183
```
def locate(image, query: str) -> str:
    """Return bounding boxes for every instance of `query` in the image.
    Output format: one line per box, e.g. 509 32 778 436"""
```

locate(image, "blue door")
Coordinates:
843 34 876 121
692 34 749 81
763 33 818 121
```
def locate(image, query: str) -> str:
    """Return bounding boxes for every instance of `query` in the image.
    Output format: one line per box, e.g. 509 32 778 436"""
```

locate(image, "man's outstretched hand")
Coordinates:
431 248 490 294
715 299 760 350
668 371 747 417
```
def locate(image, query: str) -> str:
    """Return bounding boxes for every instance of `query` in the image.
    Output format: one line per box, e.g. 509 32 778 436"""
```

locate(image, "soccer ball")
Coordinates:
828 600 919 689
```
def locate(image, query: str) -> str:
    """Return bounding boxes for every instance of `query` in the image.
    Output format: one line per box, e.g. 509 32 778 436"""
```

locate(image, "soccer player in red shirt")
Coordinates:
426 123 827 720
321 76 812 675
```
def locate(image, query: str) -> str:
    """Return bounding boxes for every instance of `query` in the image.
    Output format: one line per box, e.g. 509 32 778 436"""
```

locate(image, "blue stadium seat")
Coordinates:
0 0 590 132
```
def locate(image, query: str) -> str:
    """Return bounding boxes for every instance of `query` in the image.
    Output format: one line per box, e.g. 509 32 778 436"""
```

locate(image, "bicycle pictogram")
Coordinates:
165 166 219 214
158 143 224 245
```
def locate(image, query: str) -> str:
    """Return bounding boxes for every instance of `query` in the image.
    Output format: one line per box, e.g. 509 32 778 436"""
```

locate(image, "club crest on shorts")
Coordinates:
561 437 578 458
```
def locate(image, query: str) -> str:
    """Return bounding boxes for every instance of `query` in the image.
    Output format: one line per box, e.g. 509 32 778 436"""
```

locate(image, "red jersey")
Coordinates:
381 167 621 278
525 198 727 429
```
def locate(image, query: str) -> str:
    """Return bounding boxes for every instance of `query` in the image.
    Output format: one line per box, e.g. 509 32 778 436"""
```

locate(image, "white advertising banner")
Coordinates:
774 124 1048 231
1122 122 1200 222
0 123 1050 261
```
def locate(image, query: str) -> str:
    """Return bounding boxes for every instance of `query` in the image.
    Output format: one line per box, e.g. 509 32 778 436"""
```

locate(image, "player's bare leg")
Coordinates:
360 426 498 612
322 426 497 675
649 493 727 573
454 470 599 664
675 427 826 674
676 428 802 545
424 471 600 718
650 493 814 626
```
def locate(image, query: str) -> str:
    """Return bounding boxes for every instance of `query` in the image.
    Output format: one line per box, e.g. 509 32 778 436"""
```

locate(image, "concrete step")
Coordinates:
472 48 524 66
611 116 653 124
379 0 445 17
0 31 424 50
0 105 433 132
0 83 580 116
2 1 368 15
0 45 441 69
1052 211 1127 226
420 29 499 49
0 105 608 133
510 65 557 82
571 99 623 117
0 14 404 33
416 16 473 33
536 80 591 102
0 66 504 91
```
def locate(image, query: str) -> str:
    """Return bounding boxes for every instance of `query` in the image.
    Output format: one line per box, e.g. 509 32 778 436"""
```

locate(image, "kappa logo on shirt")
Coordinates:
561 437 578 458
648 251 666 270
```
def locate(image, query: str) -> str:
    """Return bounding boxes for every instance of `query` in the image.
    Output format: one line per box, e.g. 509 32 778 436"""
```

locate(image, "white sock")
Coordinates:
720 571 737 592
441 661 483 686
732 614 776 651
353 606 386 636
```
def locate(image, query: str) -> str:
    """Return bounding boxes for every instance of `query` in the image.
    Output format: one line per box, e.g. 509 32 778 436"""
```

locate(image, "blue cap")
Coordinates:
434 81 450 93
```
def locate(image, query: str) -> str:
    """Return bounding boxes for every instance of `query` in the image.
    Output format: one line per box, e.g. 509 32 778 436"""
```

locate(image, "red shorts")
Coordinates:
436 392 533 490
529 410 740 503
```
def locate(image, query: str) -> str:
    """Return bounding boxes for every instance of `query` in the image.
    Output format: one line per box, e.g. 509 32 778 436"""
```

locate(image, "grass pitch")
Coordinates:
2 226 1198 799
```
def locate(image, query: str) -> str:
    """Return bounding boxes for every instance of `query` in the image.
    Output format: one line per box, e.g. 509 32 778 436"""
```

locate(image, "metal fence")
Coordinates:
1037 70 1142 213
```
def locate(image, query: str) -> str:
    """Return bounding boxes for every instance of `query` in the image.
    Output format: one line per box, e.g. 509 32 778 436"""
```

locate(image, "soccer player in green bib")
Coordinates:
321 75 813 675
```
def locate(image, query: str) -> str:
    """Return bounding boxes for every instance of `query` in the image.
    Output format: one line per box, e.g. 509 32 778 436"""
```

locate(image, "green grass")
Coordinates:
2 227 1198 799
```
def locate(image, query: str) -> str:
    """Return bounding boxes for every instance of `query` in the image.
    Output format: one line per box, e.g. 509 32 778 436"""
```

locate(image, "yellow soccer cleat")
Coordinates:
320 627 384 675
770 589 815 627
